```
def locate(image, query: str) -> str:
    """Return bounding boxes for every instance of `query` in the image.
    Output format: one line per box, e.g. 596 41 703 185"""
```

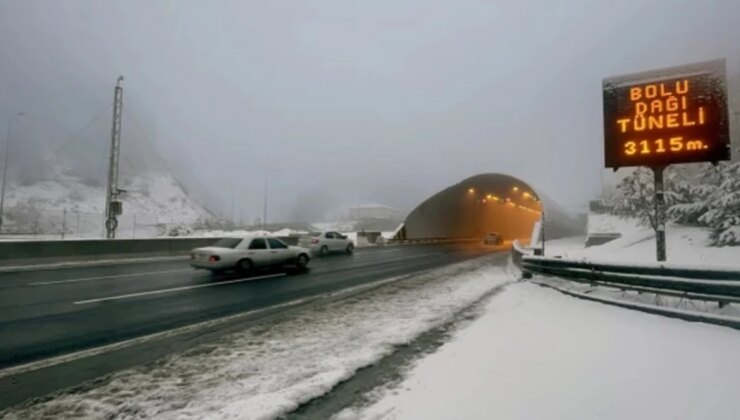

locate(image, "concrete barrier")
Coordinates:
0 236 297 267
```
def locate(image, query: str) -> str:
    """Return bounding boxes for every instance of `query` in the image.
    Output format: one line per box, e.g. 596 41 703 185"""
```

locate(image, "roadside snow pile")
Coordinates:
339 282 740 420
0 256 512 420
587 212 641 235
553 214 740 269
311 221 358 232
187 228 308 238
537 276 740 319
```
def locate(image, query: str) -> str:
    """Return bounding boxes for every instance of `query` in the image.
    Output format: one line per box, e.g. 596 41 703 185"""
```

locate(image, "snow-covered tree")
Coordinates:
666 175 715 225
697 162 740 246
611 158 740 247
610 168 680 232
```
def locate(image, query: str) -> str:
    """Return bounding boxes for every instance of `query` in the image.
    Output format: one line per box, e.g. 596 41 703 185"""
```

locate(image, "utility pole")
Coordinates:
262 177 268 230
230 186 234 224
105 76 124 239
0 111 24 233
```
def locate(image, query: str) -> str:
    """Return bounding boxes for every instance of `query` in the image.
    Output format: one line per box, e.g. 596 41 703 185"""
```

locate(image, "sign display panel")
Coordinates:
603 59 730 169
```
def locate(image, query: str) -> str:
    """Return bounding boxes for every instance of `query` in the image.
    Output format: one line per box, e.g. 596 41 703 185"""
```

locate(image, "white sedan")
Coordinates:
298 231 354 256
190 236 311 273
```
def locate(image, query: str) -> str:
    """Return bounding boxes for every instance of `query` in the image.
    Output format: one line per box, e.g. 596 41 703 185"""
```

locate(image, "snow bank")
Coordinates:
343 282 740 420
548 214 740 269
0 256 511 420
187 228 308 238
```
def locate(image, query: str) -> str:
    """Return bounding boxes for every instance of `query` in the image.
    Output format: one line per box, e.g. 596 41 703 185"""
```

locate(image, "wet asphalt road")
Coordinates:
0 242 496 369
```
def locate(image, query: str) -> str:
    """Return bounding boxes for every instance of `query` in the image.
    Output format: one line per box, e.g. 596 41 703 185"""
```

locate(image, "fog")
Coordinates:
1 0 739 222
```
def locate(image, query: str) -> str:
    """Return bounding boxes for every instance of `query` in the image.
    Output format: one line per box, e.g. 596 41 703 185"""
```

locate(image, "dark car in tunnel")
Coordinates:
483 232 504 246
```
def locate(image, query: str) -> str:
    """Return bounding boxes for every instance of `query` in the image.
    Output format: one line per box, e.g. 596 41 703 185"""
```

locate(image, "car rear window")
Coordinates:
212 238 242 248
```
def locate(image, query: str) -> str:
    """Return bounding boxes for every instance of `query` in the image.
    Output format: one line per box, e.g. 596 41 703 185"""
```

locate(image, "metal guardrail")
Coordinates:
519 255 740 305
510 241 740 328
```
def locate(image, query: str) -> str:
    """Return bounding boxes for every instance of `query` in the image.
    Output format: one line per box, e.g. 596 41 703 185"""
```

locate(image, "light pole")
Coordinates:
0 112 25 233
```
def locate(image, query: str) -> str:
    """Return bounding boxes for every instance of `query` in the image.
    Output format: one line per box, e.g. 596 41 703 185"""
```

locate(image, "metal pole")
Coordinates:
230 185 234 224
262 177 267 230
0 112 24 233
62 208 67 239
541 210 546 257
653 166 667 262
105 76 124 239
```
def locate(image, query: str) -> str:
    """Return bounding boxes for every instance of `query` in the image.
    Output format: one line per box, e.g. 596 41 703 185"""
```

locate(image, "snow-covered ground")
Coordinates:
3 170 213 238
0 255 511 420
342 281 740 420
549 213 740 269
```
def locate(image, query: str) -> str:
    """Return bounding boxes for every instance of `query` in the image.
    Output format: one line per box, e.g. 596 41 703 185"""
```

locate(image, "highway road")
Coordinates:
0 242 497 370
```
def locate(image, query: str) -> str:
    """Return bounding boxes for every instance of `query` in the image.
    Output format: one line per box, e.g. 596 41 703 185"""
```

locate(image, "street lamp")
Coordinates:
0 112 25 233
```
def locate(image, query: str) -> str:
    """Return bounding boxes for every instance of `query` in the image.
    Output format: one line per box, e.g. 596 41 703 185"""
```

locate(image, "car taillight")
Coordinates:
208 255 220 262
310 238 319 244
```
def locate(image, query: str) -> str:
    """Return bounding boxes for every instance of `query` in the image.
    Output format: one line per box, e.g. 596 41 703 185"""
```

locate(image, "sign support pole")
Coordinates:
652 165 667 262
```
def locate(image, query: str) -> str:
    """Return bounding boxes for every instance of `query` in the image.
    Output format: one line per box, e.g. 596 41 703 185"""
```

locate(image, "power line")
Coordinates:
42 107 111 167
121 104 219 219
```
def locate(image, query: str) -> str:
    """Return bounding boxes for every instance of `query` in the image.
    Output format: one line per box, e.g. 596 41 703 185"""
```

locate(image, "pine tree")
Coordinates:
666 172 716 225
698 162 740 246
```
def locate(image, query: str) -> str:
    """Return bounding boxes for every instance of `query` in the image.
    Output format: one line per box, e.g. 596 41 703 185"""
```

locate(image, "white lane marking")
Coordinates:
0 272 412 379
29 269 193 286
74 273 286 305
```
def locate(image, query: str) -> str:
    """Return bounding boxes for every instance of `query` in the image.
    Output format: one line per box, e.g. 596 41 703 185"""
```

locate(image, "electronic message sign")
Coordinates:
603 59 730 169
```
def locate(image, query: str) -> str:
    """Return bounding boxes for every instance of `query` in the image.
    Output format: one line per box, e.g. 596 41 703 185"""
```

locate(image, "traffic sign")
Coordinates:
603 59 730 169
105 217 118 232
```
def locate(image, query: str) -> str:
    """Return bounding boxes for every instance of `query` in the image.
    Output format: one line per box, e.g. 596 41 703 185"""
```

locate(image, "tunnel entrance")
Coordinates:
396 173 582 244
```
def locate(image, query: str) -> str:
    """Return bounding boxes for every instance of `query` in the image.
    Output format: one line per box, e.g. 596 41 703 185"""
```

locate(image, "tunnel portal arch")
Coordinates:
397 173 583 243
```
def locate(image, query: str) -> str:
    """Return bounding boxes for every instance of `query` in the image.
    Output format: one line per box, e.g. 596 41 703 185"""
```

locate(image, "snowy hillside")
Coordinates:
3 169 213 238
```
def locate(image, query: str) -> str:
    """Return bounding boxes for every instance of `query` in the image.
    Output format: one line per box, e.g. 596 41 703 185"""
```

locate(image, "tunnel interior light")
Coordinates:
468 188 475 194
482 198 488 203
512 187 519 192
522 192 531 199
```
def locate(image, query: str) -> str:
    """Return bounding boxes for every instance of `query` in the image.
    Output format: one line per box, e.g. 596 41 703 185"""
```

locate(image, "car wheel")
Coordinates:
346 243 354 254
237 259 253 274
319 245 329 256
296 253 309 269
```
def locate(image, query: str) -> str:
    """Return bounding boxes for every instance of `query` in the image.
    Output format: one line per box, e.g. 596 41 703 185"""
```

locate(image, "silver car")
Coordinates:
190 236 311 273
298 231 354 256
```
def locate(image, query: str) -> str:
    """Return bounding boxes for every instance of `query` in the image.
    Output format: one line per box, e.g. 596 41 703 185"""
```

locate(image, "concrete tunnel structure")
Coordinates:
395 173 584 244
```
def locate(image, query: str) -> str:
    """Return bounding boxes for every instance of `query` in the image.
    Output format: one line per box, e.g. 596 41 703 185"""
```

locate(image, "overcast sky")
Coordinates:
1 0 739 222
